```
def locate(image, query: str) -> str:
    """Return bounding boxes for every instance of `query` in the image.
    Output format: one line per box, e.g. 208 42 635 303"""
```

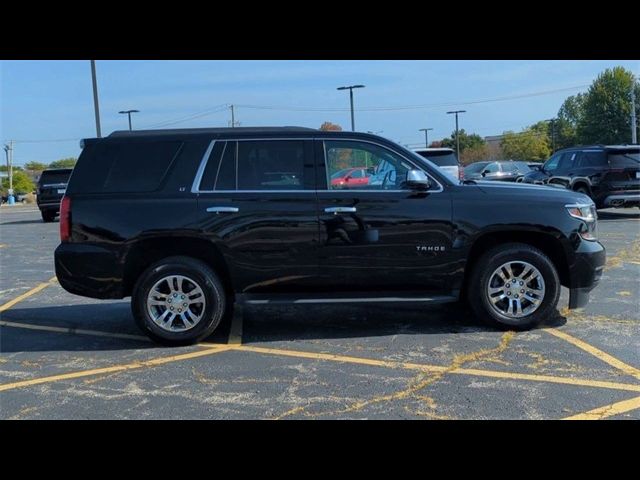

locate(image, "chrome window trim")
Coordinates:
321 138 444 193
191 140 216 193
191 136 444 194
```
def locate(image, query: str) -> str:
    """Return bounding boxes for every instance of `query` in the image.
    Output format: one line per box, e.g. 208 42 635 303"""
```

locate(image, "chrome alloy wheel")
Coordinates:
486 261 545 318
146 275 206 332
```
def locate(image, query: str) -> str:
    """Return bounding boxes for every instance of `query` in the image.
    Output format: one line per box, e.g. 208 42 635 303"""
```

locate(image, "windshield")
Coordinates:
414 150 459 167
38 170 72 185
465 162 490 174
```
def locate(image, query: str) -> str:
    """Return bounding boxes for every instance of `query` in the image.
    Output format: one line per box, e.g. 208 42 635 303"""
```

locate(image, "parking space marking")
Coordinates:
0 277 57 313
0 319 150 343
563 395 640 420
235 345 640 393
545 328 640 381
0 345 233 392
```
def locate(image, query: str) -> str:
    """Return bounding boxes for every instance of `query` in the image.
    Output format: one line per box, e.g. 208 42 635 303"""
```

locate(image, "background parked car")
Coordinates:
464 160 532 182
36 168 72 222
330 166 370 188
412 148 461 180
522 145 640 209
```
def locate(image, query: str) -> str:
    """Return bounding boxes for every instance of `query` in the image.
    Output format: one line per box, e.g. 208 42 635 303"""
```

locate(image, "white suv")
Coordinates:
412 148 461 181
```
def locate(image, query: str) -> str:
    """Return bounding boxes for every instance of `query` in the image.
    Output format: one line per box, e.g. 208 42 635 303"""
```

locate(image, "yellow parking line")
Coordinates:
545 328 640 381
0 277 57 313
0 345 233 392
235 345 640 393
0 319 149 342
563 395 640 420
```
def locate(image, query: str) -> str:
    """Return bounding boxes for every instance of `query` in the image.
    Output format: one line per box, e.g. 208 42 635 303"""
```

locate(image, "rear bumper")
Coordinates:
602 193 640 208
55 243 125 299
568 240 606 309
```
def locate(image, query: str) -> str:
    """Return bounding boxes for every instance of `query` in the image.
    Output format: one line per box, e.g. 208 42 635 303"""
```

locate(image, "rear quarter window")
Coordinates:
608 151 640 168
69 140 183 194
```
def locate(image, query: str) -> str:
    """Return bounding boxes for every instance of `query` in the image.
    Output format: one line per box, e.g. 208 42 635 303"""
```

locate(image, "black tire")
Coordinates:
574 185 591 198
467 243 560 330
41 210 56 222
131 256 227 346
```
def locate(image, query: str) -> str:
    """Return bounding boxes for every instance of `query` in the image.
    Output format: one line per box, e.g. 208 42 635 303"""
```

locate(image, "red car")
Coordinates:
330 167 370 187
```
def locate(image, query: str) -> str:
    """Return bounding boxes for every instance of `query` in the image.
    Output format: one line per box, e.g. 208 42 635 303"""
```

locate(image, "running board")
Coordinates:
238 292 458 306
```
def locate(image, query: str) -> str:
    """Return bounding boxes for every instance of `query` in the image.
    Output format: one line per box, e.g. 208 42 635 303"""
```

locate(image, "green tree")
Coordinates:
576 67 639 145
554 93 585 149
49 157 77 168
25 161 49 171
501 128 551 162
1 170 35 194
440 129 486 152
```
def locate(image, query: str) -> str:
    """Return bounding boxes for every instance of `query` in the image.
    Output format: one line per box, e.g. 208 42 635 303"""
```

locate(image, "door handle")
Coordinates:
324 206 357 214
206 206 239 213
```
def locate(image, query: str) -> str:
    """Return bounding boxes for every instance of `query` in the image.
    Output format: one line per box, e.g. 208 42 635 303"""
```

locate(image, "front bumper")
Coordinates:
55 243 125 299
568 239 606 309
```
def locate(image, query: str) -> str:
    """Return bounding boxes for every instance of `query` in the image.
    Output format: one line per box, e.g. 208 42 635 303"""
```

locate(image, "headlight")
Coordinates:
566 203 597 241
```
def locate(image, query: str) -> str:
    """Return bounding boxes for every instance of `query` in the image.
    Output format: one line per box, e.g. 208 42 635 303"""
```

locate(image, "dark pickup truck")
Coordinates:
55 128 605 345
37 168 73 222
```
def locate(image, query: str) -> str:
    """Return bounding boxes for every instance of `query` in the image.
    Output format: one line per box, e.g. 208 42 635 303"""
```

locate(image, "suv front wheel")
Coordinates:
132 256 226 346
467 243 560 330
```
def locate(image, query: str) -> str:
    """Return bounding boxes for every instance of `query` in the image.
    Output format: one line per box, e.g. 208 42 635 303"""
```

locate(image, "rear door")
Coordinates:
194 138 320 293
315 138 455 293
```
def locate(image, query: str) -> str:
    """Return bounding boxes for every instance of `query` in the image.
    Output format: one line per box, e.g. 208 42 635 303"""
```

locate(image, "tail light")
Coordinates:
60 196 71 242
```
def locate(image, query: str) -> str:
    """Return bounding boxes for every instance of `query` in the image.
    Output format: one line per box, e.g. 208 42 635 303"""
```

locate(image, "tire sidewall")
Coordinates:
133 258 225 345
473 246 560 329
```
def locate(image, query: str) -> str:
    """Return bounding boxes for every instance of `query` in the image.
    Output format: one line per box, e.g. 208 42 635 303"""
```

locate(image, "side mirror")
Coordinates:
405 169 431 191
481 170 488 176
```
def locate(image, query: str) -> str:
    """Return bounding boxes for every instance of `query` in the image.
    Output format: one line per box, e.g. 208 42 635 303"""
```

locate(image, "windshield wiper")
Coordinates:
462 179 478 185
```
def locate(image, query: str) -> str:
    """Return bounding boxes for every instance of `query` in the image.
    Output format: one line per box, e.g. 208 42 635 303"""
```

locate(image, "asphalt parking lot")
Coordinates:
1 204 639 419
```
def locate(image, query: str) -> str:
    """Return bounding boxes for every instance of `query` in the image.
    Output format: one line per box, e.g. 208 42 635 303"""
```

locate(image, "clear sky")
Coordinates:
2 60 638 166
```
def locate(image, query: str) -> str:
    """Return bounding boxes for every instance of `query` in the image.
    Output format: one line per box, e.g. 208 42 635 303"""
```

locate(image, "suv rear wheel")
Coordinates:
467 243 560 330
132 256 226 346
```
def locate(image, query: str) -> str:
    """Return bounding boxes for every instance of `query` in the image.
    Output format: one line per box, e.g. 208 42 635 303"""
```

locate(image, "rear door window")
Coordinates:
237 141 306 190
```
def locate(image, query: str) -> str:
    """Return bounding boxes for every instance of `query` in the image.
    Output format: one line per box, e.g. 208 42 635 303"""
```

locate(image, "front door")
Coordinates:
315 138 455 293
195 138 320 293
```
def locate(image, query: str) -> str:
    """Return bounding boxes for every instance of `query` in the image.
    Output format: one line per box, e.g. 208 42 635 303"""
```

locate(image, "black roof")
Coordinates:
557 144 640 151
108 126 317 137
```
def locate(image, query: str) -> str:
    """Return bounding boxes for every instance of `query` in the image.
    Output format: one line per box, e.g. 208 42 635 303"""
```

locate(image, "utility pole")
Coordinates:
419 128 433 148
229 104 240 128
631 87 637 144
3 142 13 203
446 110 466 160
90 60 102 138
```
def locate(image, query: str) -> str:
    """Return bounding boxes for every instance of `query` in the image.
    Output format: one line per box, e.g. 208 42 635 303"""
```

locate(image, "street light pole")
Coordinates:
90 60 102 138
419 128 433 148
337 85 365 131
119 110 140 131
631 87 637 144
446 110 466 159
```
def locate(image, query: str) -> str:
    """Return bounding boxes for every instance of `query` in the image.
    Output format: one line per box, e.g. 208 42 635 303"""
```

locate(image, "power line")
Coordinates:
141 104 229 129
236 85 588 113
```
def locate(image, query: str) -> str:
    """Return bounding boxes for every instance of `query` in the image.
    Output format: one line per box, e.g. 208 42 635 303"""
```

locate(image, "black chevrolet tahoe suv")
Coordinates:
37 168 73 222
55 127 606 345
522 145 640 209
